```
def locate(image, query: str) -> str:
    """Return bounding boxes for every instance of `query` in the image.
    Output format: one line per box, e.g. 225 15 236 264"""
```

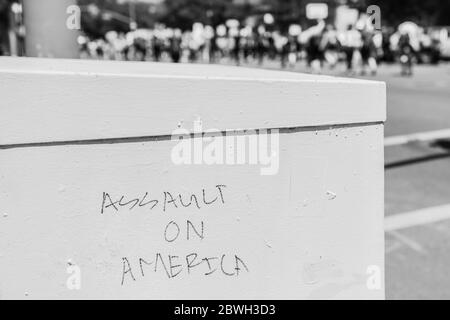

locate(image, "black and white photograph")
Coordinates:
0 0 450 306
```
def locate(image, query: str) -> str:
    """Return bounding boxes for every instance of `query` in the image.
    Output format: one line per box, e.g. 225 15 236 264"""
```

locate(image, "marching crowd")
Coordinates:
79 17 442 76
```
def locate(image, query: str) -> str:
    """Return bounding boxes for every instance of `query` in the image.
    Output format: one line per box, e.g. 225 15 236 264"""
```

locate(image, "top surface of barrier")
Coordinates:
0 57 385 146
1 56 383 82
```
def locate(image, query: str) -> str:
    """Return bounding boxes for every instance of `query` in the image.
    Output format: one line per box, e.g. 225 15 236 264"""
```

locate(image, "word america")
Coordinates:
101 185 226 214
121 253 249 284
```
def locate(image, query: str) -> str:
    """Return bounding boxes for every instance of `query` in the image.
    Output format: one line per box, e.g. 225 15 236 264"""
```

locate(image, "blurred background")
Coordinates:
1 0 450 68
1 0 450 299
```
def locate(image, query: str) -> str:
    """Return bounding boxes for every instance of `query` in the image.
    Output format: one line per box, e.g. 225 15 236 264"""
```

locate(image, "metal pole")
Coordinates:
129 0 137 30
23 0 79 58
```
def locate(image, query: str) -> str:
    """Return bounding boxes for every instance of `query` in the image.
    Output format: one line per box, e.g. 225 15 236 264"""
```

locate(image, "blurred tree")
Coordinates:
370 0 450 27
74 0 450 38
157 0 232 30
78 0 131 37
0 0 14 21
78 0 158 37
263 0 340 30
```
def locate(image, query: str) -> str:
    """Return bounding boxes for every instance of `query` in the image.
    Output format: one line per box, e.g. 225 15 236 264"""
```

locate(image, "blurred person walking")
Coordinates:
321 24 341 70
306 32 324 73
169 29 182 63
360 31 379 76
255 25 267 66
398 33 415 76
340 25 362 74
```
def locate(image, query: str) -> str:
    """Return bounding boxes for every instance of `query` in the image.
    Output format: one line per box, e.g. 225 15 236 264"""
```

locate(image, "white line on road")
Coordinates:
385 204 450 231
388 230 426 253
385 129 450 147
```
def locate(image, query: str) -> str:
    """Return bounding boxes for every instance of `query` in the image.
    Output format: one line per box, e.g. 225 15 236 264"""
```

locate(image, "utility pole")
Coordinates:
23 0 79 58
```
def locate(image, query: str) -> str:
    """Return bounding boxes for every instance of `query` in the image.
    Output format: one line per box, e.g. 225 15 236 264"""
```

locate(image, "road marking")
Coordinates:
388 230 425 254
385 129 450 147
385 204 450 231
385 240 402 254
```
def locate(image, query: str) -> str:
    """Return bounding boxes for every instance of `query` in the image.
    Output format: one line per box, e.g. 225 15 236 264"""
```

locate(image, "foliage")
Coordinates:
76 0 450 38
370 0 450 27
0 0 14 27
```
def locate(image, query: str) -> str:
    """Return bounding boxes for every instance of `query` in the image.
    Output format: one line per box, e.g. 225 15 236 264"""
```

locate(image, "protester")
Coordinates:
360 30 379 75
398 32 415 76
339 25 363 74
77 15 443 77
321 24 341 70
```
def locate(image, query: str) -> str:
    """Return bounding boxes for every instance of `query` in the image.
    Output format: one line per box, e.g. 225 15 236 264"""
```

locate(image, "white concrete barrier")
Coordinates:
0 57 386 299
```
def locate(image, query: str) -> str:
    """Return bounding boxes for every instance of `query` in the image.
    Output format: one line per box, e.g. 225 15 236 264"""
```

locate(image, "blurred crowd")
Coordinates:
79 17 444 77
